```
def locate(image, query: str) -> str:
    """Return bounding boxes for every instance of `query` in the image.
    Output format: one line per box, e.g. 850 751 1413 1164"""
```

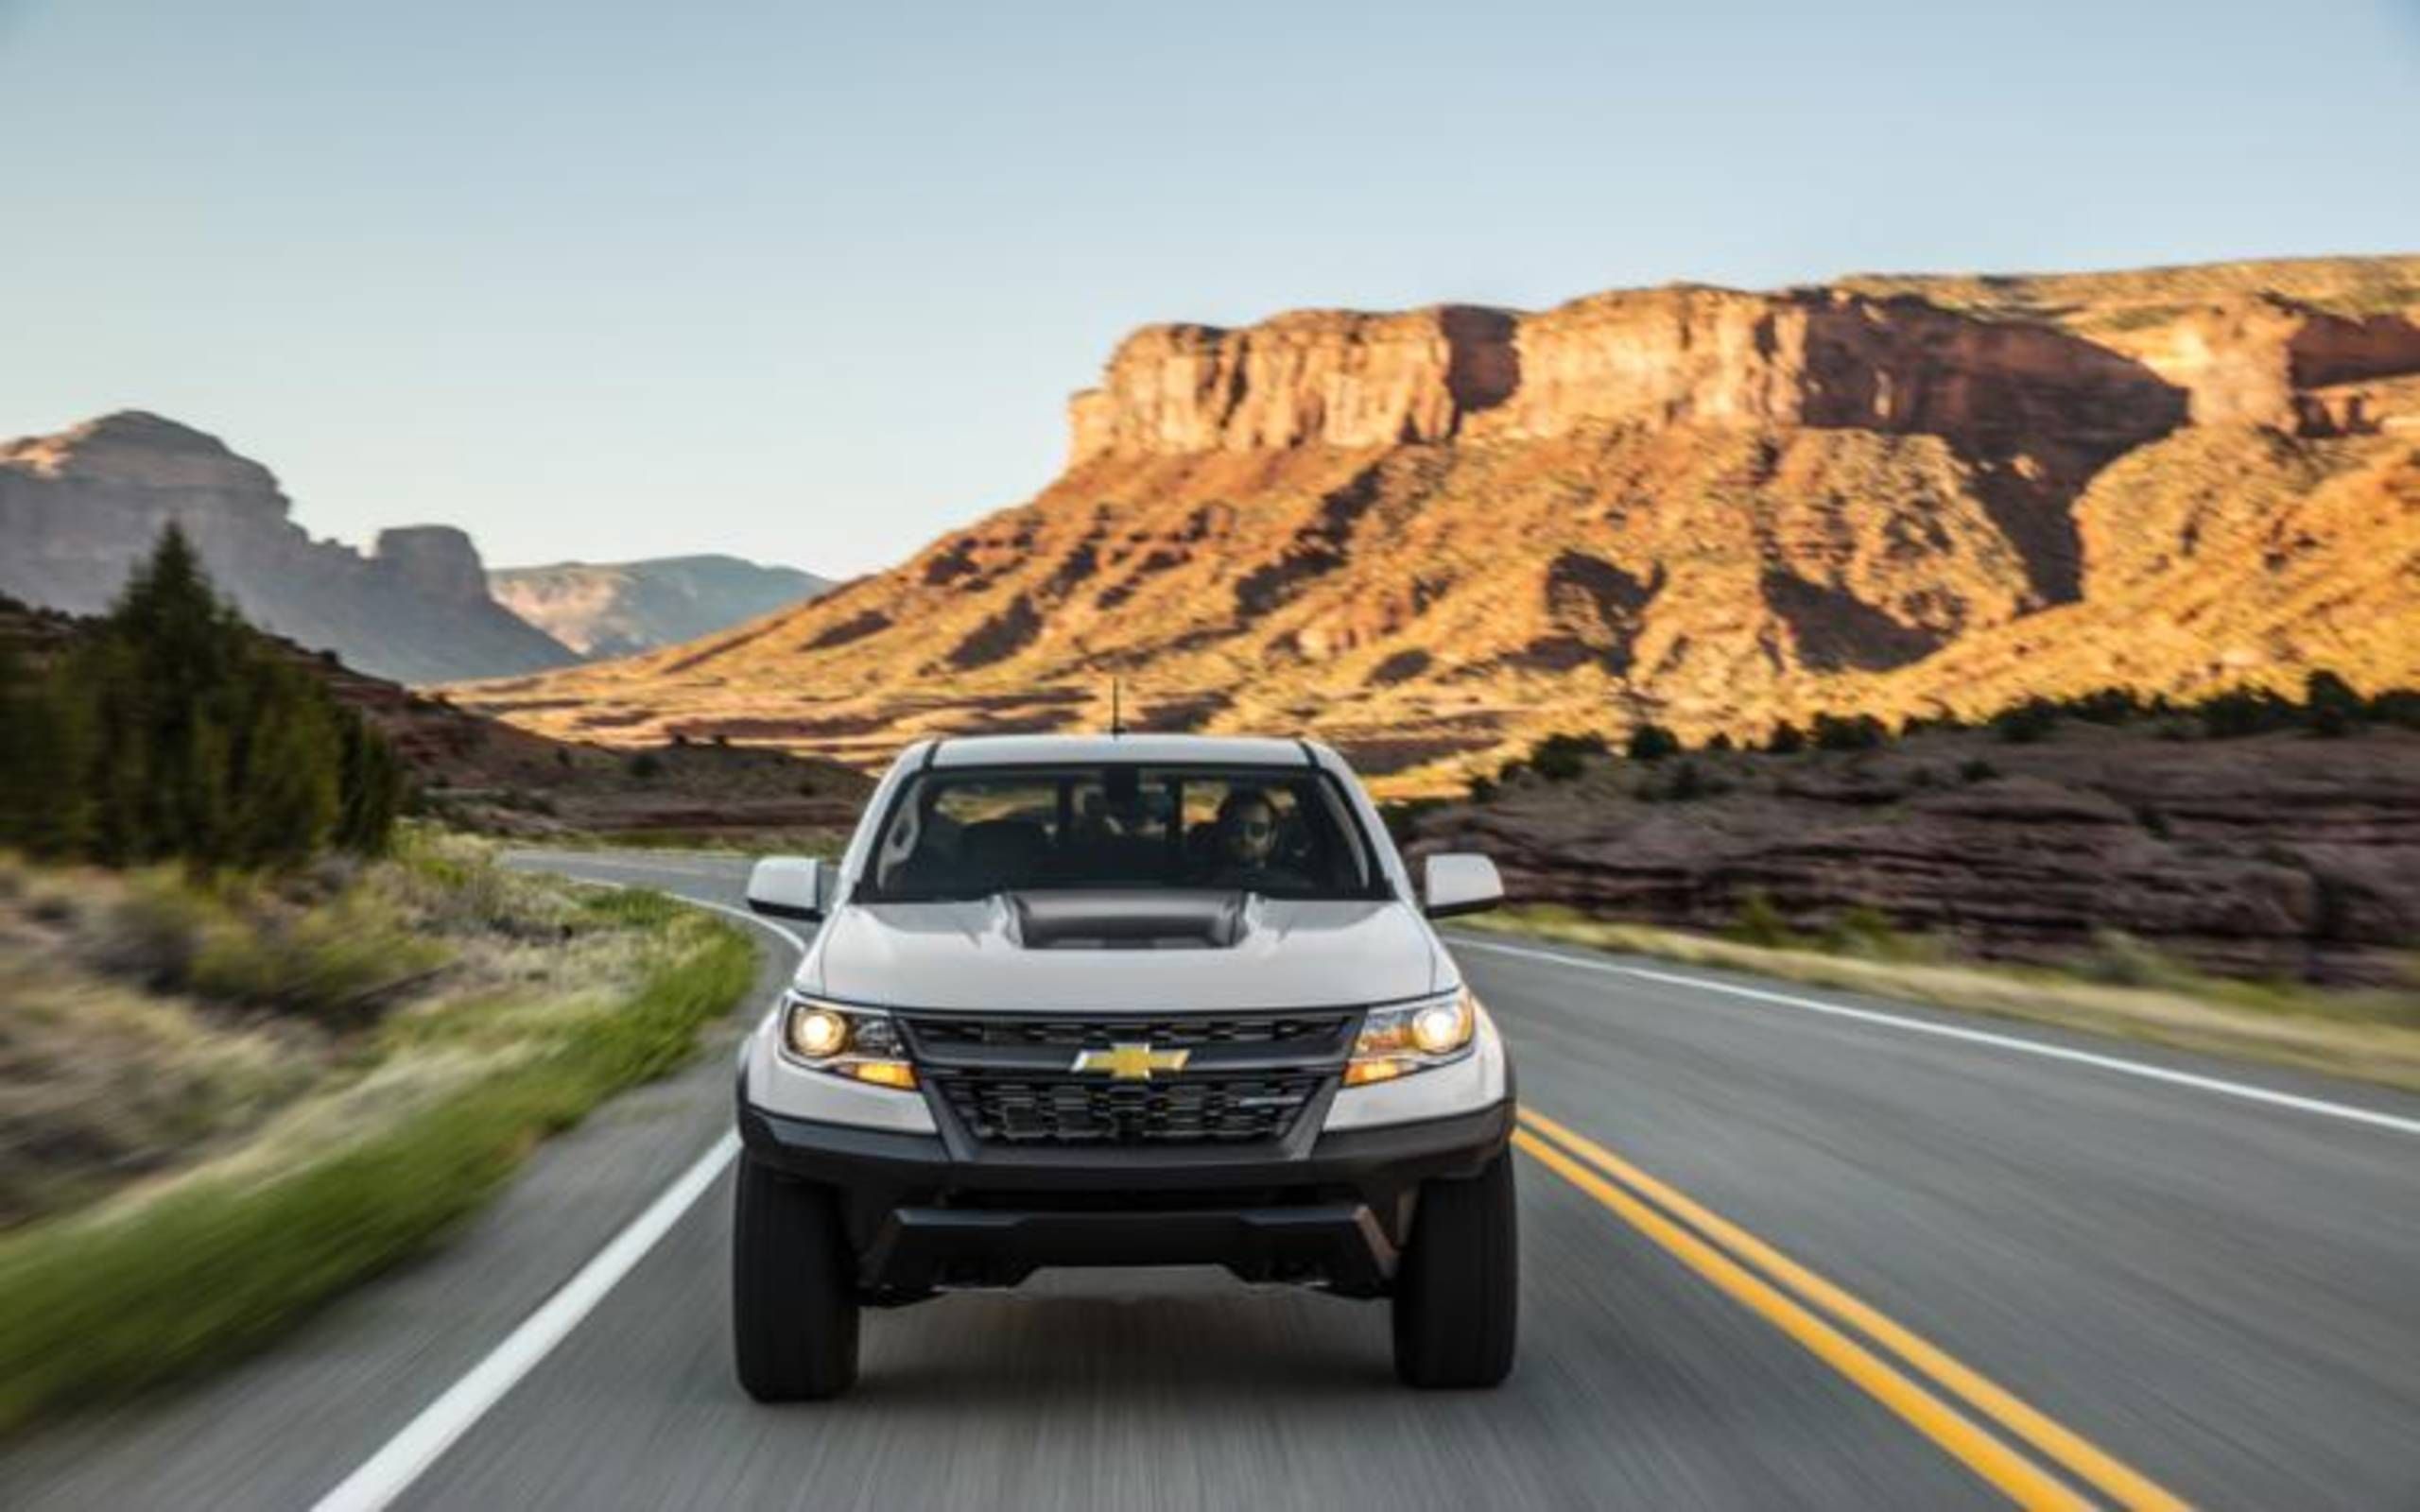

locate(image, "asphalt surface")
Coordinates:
7 850 2417 1509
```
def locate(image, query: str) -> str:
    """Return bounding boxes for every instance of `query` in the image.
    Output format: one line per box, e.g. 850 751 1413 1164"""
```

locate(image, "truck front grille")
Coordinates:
897 1010 1353 1148
930 1070 1326 1145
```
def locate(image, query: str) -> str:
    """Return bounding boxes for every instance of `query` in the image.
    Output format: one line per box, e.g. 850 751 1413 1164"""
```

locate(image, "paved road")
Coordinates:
7 850 2417 1509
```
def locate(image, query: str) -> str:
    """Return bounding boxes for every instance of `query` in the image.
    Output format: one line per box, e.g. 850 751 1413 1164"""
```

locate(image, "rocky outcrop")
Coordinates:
1067 306 1520 460
488 555 831 659
374 525 493 604
0 413 577 684
1069 287 2189 465
454 255 2420 794
2101 296 2420 429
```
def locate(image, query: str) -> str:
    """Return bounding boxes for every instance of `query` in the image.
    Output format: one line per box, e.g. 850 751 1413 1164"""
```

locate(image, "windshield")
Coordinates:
860 764 1388 902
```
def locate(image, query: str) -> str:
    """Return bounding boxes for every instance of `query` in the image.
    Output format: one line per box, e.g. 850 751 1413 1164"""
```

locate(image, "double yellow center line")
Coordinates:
1513 1108 2188 1512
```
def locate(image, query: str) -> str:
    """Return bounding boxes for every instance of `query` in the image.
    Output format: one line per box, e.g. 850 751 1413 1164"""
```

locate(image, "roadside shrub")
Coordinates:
1992 698 2061 744
1703 731 1736 753
1465 775 1498 804
1624 724 1681 763
1726 889 1802 949
2305 671 2365 738
188 894 449 1022
2194 686 2296 739
2080 928 2184 989
1811 712 1887 751
84 870 216 991
2064 687 2145 726
626 750 666 782
1819 904 1930 962
2369 690 2420 730
1764 720 1806 755
1530 731 1609 782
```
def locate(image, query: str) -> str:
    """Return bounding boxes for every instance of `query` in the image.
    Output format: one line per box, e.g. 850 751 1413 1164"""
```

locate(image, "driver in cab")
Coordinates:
1204 787 1305 891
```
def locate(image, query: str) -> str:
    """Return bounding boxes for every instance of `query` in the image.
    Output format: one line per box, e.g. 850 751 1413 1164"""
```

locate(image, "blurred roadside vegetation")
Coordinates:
0 532 759 1432
0 833 752 1433
0 526 405 870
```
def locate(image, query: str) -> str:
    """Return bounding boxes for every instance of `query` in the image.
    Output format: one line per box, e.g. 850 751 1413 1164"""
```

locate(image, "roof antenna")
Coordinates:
1110 677 1124 737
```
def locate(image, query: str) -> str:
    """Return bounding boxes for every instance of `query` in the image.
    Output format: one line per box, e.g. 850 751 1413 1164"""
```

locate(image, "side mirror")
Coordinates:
746 855 830 921
1422 852 1504 919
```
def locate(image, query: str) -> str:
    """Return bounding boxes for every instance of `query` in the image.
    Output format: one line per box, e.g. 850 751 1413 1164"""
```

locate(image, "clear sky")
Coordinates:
4 1 2415 577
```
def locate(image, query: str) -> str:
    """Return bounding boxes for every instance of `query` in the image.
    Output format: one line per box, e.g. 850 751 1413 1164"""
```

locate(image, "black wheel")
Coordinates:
1392 1149 1518 1388
732 1152 859 1400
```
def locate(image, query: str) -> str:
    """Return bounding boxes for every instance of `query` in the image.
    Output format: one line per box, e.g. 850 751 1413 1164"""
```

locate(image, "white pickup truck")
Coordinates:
733 733 1517 1398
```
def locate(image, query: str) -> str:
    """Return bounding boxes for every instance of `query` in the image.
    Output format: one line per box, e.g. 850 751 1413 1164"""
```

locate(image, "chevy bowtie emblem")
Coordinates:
1071 1042 1191 1081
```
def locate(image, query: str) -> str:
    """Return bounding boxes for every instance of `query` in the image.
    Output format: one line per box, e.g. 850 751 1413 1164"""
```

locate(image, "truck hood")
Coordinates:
803 896 1446 1011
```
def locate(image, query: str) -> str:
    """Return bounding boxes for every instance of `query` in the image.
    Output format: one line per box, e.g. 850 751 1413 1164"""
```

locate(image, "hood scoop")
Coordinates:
1007 890 1250 951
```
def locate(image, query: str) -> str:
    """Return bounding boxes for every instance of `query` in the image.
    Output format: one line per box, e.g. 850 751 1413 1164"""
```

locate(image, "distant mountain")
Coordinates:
0 412 578 684
453 254 2420 791
489 555 830 660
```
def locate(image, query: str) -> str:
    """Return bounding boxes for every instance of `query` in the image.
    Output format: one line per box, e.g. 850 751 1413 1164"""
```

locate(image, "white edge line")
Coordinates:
312 875 803 1512
1451 935 2420 1139
311 1133 741 1512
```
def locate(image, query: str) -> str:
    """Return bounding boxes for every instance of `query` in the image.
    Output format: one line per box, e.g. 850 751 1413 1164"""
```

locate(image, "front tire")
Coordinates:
732 1152 859 1401
1392 1149 1518 1388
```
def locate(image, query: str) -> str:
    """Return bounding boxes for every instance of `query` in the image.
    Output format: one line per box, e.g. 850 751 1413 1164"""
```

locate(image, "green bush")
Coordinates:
1529 731 1609 782
1727 889 1802 949
2370 690 2420 730
1624 724 1681 763
1992 698 2062 744
2305 671 2365 738
1820 904 1932 962
2064 687 2146 726
1811 713 1887 751
2080 929 2183 989
2193 686 2297 739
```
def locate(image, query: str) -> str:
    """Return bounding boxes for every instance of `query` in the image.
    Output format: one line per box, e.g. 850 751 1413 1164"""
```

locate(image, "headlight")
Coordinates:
777 992 917 1090
1345 987 1478 1087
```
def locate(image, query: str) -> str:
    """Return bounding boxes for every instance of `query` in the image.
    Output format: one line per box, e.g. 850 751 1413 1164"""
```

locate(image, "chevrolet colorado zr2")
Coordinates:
733 733 1516 1398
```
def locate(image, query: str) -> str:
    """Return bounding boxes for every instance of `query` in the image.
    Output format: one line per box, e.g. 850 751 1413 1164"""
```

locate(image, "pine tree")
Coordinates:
0 632 96 857
32 524 406 868
227 661 339 868
336 709 405 854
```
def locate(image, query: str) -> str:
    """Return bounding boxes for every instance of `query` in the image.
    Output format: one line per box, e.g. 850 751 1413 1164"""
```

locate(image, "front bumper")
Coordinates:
737 1098 1514 1301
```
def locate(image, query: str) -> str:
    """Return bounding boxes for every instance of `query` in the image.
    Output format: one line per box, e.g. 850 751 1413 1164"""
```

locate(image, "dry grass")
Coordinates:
1462 906 2420 1093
